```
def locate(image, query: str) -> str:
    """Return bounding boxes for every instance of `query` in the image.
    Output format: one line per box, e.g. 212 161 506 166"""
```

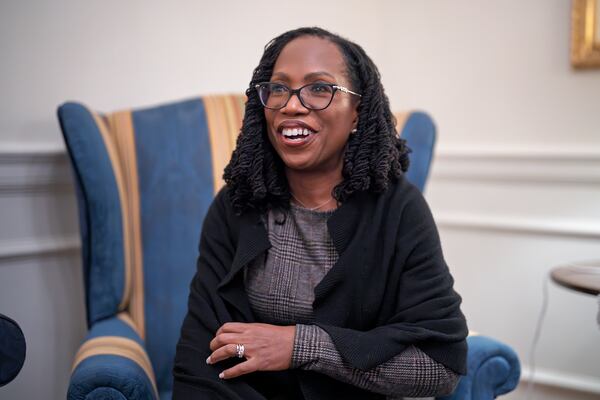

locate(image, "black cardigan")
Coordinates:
173 176 468 400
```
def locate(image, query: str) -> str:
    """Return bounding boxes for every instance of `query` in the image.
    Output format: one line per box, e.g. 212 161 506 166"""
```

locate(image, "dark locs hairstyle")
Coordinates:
223 27 410 215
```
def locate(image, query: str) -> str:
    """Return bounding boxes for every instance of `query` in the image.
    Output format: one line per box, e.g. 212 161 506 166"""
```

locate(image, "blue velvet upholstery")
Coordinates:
0 313 26 387
132 100 214 390
400 111 436 192
441 336 521 400
58 98 520 399
85 315 145 346
58 103 127 325
59 99 216 399
69 354 155 400
67 316 158 400
85 387 128 400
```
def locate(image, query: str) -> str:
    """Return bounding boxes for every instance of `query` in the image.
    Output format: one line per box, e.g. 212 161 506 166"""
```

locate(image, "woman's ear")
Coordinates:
351 102 359 130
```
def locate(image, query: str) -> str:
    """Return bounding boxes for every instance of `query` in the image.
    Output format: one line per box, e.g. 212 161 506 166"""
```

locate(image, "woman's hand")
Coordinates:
207 322 296 379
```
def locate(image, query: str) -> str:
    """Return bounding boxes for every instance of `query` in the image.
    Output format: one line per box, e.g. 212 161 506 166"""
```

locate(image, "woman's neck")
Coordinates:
286 167 342 211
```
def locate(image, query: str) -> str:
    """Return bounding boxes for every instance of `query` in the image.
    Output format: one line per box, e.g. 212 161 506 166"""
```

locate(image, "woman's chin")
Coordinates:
280 155 321 173
280 153 345 175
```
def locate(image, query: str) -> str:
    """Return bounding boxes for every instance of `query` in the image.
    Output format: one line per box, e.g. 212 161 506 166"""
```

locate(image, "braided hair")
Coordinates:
223 27 410 215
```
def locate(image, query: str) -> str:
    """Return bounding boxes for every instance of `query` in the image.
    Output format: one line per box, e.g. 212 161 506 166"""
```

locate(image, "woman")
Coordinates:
173 27 468 400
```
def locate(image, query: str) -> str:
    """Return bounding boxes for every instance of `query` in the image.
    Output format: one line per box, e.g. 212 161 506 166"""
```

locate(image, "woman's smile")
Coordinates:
276 119 320 148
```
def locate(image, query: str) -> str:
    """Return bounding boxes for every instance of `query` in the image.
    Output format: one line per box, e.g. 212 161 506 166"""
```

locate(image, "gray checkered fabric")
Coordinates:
244 204 459 398
292 324 458 399
245 204 337 326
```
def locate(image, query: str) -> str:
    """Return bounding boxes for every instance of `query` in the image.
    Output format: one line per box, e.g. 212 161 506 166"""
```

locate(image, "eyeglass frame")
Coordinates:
254 82 362 111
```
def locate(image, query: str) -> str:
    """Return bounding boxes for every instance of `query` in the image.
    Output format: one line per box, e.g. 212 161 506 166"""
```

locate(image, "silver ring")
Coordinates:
235 343 245 358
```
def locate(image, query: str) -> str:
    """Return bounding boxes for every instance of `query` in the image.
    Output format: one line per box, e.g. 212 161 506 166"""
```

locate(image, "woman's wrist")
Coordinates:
290 324 322 369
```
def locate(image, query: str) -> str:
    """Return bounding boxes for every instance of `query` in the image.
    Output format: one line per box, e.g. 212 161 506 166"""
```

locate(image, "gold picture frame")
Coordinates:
571 0 600 68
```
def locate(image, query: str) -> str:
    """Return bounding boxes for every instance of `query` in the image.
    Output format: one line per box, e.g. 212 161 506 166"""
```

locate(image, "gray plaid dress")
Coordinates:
244 203 459 399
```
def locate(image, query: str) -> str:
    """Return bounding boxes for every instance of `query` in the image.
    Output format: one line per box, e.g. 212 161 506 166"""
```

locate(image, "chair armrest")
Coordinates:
67 314 158 400
438 335 521 400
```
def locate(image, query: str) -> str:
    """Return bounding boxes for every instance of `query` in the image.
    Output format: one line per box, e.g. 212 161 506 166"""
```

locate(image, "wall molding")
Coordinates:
2 142 600 191
0 236 80 262
435 212 600 239
0 143 72 193
433 145 600 185
436 144 600 161
424 145 600 238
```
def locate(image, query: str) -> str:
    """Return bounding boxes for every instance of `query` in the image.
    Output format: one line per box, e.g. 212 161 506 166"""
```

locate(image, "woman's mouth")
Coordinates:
282 127 314 140
279 127 316 147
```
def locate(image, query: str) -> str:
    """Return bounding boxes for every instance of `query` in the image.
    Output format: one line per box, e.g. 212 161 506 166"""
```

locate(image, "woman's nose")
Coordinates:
281 92 309 115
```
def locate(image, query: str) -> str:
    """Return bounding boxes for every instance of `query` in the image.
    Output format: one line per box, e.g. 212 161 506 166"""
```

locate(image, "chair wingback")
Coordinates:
58 95 245 394
395 111 437 192
58 103 129 326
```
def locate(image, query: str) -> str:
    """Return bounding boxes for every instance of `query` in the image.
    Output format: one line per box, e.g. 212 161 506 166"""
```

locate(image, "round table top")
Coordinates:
551 261 600 296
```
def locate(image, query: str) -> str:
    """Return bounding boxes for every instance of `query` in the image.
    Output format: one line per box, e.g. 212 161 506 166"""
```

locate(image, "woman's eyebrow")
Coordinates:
270 72 289 80
270 71 336 80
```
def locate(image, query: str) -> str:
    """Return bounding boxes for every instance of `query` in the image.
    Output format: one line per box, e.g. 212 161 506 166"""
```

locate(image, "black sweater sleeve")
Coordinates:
172 189 264 400
316 186 468 375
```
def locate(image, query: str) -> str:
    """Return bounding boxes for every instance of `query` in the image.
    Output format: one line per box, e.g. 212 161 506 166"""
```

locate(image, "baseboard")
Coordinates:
521 366 600 394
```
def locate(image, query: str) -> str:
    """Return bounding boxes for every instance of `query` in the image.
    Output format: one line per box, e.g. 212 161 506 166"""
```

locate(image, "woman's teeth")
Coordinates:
282 128 313 139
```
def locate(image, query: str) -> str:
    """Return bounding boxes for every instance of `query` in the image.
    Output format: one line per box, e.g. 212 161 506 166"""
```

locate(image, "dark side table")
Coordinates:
551 261 600 296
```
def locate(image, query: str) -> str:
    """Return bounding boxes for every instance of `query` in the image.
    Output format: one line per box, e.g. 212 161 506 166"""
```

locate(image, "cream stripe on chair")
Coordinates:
204 94 246 194
117 311 141 337
108 110 146 341
92 110 146 340
394 111 411 135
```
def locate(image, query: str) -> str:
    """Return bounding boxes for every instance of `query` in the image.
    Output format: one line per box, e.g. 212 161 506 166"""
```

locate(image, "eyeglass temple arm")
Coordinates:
333 85 362 97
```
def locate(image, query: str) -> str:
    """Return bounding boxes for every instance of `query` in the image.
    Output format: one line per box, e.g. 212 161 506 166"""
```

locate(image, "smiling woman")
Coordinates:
173 27 468 400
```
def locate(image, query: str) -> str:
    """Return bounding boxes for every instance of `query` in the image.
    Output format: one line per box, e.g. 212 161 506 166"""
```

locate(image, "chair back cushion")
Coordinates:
395 111 436 192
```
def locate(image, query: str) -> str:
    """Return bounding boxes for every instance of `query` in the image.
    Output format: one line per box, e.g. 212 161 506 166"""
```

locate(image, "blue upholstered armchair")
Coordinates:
57 96 520 400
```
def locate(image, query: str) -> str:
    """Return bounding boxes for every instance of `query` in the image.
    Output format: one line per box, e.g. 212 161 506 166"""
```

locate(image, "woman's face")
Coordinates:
264 36 359 174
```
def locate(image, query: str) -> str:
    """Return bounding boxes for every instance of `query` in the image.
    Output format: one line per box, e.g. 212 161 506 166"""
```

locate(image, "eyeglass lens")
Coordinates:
258 83 334 110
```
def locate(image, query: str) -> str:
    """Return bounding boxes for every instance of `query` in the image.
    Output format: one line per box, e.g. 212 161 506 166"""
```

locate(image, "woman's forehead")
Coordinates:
271 36 347 83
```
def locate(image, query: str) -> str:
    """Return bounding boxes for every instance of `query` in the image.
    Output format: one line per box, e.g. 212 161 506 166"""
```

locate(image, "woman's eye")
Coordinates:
309 84 331 94
270 84 287 93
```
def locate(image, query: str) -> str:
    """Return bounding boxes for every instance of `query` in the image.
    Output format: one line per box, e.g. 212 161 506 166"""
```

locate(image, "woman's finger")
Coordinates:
206 343 239 364
209 332 241 351
216 322 247 336
219 359 257 379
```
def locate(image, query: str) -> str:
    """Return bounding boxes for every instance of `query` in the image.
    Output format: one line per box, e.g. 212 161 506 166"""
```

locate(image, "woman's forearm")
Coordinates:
291 324 460 398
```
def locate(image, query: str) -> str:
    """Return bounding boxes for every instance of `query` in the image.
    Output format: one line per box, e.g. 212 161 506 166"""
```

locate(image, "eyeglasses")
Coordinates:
254 82 362 111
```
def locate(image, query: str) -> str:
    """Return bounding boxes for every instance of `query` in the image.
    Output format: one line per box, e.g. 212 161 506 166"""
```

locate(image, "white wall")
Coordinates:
0 0 385 145
381 1 600 148
380 1 600 399
1 1 599 399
